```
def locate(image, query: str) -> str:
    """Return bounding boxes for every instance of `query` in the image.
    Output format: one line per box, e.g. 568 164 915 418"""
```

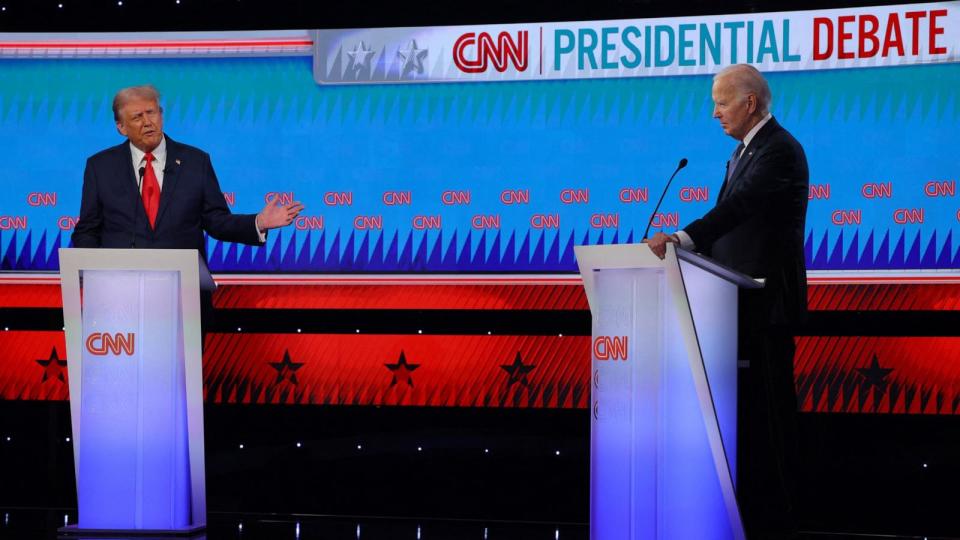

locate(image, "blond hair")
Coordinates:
112 85 161 121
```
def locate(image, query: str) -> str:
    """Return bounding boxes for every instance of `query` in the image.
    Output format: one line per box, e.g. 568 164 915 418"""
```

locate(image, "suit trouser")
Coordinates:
200 289 214 353
737 291 801 537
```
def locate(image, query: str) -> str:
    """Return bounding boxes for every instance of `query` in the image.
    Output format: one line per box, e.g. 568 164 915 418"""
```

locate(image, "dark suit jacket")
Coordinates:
72 136 263 255
683 118 809 326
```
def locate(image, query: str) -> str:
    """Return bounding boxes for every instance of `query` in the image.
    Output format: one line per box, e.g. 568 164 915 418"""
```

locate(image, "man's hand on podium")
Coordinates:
645 231 679 260
257 197 305 230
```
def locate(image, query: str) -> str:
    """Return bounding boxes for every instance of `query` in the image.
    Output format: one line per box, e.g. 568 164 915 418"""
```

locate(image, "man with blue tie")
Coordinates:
72 84 303 253
648 64 809 539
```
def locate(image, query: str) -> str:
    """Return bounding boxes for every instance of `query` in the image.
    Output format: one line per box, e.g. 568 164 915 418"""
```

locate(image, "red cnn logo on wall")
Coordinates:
85 332 135 356
593 336 628 361
453 31 528 73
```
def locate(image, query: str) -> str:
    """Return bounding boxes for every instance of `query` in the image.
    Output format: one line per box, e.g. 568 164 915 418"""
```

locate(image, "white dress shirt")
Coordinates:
129 136 167 192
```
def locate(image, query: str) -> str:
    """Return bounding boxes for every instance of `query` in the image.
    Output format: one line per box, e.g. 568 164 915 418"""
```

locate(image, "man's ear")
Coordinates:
747 94 758 114
116 121 128 137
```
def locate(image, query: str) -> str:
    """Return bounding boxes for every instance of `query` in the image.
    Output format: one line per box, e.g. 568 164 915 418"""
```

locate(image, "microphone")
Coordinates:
131 166 145 248
642 158 688 241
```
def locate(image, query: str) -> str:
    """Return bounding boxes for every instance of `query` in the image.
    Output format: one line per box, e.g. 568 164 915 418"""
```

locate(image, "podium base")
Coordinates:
58 524 206 538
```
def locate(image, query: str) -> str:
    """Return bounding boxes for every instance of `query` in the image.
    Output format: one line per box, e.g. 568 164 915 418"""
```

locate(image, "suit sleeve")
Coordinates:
71 158 103 248
199 153 264 246
683 139 804 251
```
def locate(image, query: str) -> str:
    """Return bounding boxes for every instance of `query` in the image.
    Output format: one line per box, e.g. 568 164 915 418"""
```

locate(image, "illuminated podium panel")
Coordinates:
58 248 207 535
575 243 760 540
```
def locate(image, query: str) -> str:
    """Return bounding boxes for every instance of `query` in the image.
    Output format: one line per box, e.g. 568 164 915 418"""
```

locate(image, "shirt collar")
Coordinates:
742 113 773 149
129 135 167 167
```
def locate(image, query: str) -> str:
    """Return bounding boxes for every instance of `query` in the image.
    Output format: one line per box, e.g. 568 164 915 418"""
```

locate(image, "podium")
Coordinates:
575 243 761 540
58 248 207 535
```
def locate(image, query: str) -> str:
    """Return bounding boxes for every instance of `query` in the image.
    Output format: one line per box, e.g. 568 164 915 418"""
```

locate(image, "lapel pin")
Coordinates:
175 159 181 166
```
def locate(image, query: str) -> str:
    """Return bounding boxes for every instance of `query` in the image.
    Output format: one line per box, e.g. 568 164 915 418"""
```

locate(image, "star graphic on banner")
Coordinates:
501 351 536 388
36 347 67 383
346 41 376 75
269 349 305 385
385 350 420 387
856 354 894 392
397 39 428 76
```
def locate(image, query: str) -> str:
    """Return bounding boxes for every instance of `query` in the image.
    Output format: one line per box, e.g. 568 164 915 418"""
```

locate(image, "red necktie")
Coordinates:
142 152 160 229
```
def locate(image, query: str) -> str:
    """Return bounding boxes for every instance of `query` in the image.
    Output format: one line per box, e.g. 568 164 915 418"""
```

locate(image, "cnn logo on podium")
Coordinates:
85 332 136 356
593 336 628 361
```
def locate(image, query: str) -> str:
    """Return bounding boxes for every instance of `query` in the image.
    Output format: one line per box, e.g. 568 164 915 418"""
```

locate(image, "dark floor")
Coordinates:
6 402 960 539
6 508 586 540
2 508 958 540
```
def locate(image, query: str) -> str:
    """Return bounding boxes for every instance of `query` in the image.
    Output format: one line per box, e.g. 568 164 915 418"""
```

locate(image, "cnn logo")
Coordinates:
593 336 628 361
85 332 135 356
453 31 528 73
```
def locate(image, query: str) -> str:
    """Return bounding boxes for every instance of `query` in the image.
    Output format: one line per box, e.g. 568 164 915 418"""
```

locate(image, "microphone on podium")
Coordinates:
642 158 688 241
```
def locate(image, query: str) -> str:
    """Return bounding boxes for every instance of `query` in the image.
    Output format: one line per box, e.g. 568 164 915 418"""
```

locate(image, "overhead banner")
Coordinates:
313 2 959 84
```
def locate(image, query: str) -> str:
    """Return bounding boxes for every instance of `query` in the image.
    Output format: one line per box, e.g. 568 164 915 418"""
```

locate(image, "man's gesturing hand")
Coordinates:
257 197 305 230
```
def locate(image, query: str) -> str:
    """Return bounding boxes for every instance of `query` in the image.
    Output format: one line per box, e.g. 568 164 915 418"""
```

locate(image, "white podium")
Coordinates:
575 243 761 540
58 248 207 535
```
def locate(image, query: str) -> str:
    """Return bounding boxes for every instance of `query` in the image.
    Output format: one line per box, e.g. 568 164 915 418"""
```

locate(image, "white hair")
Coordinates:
715 64 771 115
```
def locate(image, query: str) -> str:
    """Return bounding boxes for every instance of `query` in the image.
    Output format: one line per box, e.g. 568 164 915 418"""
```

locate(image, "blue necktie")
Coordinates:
726 142 745 181
719 143 746 202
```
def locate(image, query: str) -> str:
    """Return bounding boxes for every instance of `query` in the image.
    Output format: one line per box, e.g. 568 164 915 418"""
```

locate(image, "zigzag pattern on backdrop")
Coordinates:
5 227 960 272
1 60 956 273
1 59 956 132
795 336 960 415
805 229 960 270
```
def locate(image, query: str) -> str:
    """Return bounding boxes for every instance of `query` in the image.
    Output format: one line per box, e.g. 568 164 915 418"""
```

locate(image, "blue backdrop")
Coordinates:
1 57 957 272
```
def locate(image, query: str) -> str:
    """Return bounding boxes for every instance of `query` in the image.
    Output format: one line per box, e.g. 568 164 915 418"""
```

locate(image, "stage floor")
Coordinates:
0 508 953 540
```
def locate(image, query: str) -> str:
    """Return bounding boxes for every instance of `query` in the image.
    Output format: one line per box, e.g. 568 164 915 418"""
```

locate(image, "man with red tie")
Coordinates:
72 84 303 253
